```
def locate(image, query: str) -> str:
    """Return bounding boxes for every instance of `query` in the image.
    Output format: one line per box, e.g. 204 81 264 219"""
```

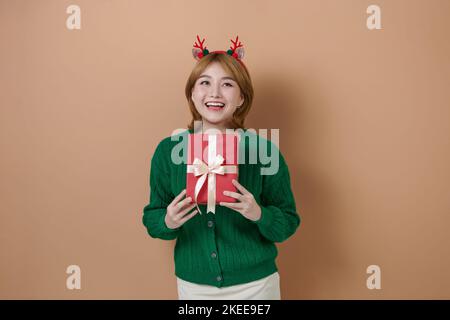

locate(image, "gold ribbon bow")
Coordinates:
187 135 238 214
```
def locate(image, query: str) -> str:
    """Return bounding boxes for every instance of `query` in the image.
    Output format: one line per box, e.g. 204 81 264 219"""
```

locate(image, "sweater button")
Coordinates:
207 221 214 228
216 276 222 282
211 252 217 259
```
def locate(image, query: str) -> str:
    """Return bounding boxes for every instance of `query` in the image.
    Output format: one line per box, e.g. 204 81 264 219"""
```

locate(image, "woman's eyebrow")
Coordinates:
198 75 236 81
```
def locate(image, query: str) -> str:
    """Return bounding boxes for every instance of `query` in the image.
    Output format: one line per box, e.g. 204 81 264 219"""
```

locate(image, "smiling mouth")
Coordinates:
205 102 225 111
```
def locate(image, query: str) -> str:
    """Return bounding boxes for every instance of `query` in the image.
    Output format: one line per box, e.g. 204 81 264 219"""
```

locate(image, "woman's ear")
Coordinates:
238 95 244 108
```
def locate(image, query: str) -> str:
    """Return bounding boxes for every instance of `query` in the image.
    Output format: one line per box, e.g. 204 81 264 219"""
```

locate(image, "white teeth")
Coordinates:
206 102 225 107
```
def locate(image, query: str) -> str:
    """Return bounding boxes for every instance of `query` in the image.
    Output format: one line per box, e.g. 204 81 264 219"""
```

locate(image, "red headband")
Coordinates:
192 35 246 68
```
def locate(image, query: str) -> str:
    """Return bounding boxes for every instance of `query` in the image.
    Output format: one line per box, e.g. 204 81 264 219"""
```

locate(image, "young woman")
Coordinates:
142 36 301 299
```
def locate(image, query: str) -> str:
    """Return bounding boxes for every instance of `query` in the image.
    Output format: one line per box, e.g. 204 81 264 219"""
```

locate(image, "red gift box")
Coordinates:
186 133 239 214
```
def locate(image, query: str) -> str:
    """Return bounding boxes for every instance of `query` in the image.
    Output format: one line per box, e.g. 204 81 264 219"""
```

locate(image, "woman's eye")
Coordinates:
200 80 233 88
199 80 233 87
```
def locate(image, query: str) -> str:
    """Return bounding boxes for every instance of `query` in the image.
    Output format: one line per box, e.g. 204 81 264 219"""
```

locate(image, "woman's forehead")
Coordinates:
198 74 236 81
202 62 233 76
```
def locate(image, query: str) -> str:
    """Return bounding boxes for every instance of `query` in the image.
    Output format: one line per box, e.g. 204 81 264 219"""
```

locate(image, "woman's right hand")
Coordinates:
165 189 198 229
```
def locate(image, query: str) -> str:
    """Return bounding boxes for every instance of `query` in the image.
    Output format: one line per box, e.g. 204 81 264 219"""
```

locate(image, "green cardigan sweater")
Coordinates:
142 129 301 288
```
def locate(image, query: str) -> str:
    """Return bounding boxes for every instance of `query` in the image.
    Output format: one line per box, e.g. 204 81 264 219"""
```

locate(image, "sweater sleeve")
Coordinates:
254 148 301 243
142 139 180 240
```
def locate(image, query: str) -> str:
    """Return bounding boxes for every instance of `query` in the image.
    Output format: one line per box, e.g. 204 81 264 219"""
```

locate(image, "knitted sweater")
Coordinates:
142 129 301 288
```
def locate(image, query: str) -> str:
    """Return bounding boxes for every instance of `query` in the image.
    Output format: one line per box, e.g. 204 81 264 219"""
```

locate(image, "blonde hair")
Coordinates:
185 53 254 131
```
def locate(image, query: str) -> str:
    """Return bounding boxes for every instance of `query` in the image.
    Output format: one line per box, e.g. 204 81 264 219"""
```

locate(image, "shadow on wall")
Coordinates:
246 72 346 299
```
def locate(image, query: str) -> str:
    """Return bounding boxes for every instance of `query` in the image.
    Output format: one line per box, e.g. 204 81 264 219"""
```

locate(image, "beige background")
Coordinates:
1 0 449 299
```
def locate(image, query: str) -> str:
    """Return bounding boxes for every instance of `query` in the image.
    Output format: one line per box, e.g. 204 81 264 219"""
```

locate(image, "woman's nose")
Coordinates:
209 84 221 97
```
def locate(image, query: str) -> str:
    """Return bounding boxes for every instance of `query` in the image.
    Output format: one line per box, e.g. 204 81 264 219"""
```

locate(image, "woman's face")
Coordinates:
191 61 244 130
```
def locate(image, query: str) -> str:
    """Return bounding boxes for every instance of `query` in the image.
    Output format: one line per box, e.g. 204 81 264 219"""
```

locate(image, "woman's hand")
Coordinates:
219 179 262 222
165 189 198 229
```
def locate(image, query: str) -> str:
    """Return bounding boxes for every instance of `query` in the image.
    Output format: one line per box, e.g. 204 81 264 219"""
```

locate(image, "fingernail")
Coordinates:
223 191 227 195
187 197 192 202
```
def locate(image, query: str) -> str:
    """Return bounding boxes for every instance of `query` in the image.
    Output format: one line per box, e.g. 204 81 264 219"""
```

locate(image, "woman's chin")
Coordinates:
200 116 230 126
199 112 224 121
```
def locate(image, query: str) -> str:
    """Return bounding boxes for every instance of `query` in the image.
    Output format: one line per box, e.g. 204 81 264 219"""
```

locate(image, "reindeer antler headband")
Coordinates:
192 35 246 67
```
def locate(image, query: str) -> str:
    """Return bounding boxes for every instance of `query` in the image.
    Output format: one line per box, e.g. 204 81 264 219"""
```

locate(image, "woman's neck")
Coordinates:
195 120 230 134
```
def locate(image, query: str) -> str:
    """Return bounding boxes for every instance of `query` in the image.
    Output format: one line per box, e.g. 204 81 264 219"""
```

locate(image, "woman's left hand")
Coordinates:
219 179 262 222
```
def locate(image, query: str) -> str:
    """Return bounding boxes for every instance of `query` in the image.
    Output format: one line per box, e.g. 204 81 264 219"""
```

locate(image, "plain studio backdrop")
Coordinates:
0 0 449 299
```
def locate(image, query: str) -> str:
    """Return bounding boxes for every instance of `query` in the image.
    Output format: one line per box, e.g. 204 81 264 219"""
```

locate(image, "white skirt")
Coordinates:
177 272 281 300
